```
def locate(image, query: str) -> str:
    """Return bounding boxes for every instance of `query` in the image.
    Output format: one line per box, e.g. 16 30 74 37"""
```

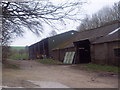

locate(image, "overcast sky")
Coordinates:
11 0 120 46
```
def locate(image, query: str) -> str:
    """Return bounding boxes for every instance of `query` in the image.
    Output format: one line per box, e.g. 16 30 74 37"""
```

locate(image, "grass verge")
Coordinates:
38 59 118 73
38 59 63 65
82 63 118 73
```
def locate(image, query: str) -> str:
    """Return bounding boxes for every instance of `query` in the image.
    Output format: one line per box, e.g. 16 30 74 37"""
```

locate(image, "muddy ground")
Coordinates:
2 60 118 88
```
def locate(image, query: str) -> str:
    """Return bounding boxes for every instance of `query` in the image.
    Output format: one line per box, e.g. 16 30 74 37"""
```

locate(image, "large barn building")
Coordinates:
29 30 78 59
51 21 120 65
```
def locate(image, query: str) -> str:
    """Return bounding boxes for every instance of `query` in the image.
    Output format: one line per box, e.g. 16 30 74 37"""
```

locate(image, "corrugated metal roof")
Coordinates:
53 21 120 49
29 30 78 47
92 28 120 44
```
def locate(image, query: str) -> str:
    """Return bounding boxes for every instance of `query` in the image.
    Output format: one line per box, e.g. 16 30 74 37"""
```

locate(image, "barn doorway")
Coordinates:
74 39 91 64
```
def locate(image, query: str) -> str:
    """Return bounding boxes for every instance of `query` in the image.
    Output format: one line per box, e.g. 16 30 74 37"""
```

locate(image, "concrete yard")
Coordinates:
2 60 118 88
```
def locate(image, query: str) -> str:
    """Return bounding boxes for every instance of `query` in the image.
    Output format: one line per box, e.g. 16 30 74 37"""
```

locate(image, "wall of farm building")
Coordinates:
91 41 120 66
29 45 36 59
29 38 49 59
51 47 75 62
51 49 60 61
29 46 33 59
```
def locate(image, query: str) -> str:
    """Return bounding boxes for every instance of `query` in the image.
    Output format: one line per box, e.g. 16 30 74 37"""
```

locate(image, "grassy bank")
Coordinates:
82 63 118 73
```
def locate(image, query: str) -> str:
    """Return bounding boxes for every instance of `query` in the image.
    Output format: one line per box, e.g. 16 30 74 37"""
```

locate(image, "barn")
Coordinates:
91 27 120 65
29 30 78 59
51 20 120 65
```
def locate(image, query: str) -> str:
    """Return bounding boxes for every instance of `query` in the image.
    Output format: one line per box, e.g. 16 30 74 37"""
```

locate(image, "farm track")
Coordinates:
2 60 118 88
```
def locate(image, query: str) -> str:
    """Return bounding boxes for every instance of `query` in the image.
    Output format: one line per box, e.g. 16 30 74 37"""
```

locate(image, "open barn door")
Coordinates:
74 39 91 64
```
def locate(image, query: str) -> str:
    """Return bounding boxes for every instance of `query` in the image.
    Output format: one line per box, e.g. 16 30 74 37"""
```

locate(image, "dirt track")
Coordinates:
2 60 118 88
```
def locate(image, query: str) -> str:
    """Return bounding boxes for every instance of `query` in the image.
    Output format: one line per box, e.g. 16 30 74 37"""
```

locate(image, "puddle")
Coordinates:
27 80 70 88
1 86 23 88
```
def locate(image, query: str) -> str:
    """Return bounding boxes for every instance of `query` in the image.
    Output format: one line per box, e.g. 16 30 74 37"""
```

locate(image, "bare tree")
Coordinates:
77 1 120 31
1 0 87 45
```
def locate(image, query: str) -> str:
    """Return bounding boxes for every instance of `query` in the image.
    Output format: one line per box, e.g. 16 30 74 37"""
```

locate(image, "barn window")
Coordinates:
114 48 120 57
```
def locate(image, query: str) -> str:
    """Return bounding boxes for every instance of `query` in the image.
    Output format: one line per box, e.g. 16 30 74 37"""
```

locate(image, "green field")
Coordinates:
9 53 29 60
9 46 29 60
10 46 26 51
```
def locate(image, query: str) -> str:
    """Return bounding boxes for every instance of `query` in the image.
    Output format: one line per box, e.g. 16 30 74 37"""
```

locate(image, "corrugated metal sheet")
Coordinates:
63 52 75 64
